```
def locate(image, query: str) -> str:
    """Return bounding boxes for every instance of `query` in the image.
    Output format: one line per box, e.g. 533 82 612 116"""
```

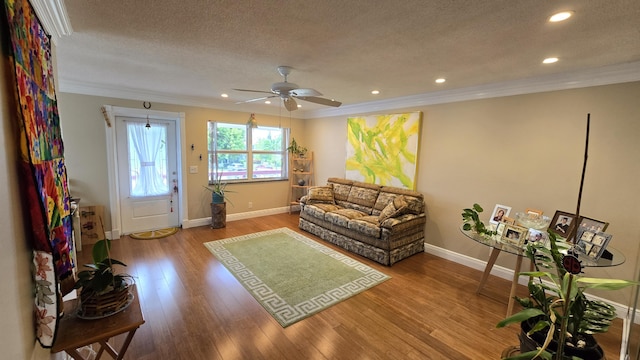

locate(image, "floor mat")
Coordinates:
129 227 179 240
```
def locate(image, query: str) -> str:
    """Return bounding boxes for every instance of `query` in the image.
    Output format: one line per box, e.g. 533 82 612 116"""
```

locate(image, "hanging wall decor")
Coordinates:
3 0 74 347
346 111 422 189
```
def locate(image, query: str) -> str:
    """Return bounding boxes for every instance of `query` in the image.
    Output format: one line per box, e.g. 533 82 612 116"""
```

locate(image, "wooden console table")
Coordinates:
51 285 144 360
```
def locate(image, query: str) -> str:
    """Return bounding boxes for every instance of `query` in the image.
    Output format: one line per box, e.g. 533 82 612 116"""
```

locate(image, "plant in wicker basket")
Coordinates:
73 236 133 318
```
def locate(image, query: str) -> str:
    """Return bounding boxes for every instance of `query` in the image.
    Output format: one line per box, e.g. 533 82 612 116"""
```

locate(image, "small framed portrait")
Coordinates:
577 216 609 234
501 224 528 247
501 216 516 225
575 228 613 260
490 204 512 225
587 233 613 260
525 208 544 218
526 228 548 247
548 211 576 239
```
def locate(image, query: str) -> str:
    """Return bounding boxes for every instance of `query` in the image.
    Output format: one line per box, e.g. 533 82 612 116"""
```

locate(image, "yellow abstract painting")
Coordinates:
346 112 422 189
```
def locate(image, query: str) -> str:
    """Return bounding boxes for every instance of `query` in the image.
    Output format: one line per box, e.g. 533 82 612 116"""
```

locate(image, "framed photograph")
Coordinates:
501 224 528 247
577 216 609 234
501 216 516 225
526 228 548 247
548 211 577 239
576 229 613 260
490 204 512 225
525 208 544 218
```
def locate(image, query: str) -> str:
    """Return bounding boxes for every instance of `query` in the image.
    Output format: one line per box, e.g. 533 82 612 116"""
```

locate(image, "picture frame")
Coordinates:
576 228 612 260
525 208 544 218
501 216 516 225
577 216 609 234
548 210 577 239
501 224 528 248
526 228 549 247
490 204 512 225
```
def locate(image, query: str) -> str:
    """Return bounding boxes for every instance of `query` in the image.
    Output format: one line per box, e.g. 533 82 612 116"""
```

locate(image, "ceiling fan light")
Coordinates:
247 113 258 128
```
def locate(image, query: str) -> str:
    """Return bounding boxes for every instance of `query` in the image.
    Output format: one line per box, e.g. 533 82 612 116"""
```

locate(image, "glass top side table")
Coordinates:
460 224 625 316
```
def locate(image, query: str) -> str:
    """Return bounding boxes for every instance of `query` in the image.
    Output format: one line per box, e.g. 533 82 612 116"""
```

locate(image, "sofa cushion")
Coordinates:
378 195 410 222
325 208 368 228
347 181 380 210
374 186 424 214
327 178 353 202
306 185 336 205
348 216 381 238
304 203 341 220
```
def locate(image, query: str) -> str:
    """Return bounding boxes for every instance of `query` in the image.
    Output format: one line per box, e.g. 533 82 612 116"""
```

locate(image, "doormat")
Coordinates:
204 227 390 327
130 227 179 240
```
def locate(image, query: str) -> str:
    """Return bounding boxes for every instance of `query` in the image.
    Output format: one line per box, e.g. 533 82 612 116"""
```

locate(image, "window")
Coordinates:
208 121 289 183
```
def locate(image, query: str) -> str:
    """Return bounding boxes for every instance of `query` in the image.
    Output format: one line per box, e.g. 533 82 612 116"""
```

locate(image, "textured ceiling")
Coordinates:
54 0 640 117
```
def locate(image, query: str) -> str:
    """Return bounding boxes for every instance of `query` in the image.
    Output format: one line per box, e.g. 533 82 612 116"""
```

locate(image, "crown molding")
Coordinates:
58 61 640 119
30 0 73 43
304 61 640 118
58 80 292 117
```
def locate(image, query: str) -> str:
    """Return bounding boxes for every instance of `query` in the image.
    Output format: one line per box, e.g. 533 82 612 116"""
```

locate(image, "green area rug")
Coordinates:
204 227 390 327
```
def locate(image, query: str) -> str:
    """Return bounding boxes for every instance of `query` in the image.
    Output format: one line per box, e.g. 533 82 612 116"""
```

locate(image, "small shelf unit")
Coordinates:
288 152 315 213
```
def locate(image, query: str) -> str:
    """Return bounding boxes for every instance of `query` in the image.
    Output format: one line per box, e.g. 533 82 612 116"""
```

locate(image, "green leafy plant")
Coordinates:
286 137 307 157
461 203 497 236
73 237 130 297
204 172 235 205
497 231 637 359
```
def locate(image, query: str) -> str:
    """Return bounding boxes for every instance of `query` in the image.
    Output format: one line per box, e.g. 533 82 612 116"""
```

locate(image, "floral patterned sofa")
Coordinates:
298 178 426 265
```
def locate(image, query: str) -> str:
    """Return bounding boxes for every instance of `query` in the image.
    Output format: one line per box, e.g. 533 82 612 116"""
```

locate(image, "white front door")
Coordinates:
116 116 180 233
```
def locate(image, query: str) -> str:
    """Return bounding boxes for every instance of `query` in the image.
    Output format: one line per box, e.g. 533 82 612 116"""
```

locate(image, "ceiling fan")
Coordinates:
234 66 342 111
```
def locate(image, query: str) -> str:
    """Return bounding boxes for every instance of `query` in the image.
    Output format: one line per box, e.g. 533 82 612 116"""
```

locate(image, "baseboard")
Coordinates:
424 243 639 323
181 206 291 229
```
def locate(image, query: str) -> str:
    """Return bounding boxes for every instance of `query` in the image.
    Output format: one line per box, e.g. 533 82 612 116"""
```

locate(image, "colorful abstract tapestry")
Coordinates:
346 112 422 189
4 0 73 347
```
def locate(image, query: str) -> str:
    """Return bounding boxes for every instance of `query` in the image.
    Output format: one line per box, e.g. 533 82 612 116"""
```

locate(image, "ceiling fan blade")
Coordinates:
295 96 342 107
283 97 298 111
290 88 322 97
233 88 274 95
235 95 277 104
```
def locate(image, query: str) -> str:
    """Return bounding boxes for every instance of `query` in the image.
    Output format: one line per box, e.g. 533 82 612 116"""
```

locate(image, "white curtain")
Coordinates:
128 122 168 196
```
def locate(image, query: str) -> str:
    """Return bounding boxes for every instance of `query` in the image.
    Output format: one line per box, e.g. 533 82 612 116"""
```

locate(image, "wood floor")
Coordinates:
72 213 625 359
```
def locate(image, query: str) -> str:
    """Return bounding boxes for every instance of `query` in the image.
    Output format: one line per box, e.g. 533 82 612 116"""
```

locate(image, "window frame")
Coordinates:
208 121 290 184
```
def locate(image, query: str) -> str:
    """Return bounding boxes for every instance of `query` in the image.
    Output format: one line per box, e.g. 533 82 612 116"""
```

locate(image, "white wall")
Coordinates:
307 81 640 305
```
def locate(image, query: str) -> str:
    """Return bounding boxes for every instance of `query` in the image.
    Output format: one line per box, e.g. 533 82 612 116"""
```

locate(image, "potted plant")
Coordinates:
204 172 235 228
204 172 235 205
73 233 133 318
497 231 637 359
286 138 308 158
461 203 497 237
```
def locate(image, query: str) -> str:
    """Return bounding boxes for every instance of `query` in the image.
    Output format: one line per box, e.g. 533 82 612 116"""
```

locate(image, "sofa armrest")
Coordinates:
380 213 426 232
299 195 309 205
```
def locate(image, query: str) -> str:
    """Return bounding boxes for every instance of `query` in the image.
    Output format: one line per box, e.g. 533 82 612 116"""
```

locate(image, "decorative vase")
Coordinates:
212 193 224 204
298 179 306 186
211 202 226 228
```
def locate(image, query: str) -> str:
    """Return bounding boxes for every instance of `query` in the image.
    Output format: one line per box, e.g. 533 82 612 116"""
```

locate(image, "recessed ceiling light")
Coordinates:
371 90 380 95
543 57 559 64
221 93 229 98
549 11 573 22
435 78 446 84
265 100 271 104
297 104 302 108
